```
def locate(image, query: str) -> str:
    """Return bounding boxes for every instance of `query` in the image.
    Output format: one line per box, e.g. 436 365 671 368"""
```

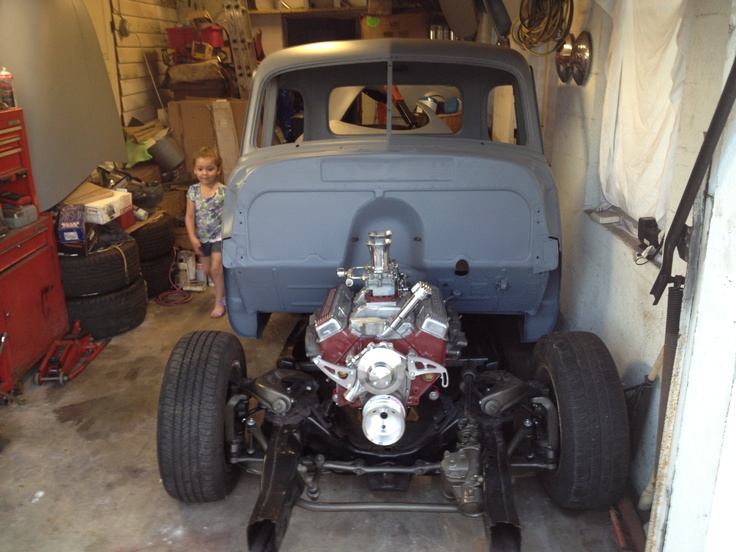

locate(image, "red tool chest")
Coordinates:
0 108 68 394
0 108 37 210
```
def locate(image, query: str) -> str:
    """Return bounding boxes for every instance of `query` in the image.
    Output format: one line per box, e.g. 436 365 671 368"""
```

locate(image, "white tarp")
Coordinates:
598 0 688 227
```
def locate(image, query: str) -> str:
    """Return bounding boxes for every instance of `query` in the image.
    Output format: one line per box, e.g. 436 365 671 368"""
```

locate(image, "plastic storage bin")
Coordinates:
166 26 224 49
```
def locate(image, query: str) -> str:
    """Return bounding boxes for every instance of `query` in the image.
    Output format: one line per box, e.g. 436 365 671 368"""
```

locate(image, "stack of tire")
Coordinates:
60 239 148 339
129 212 176 298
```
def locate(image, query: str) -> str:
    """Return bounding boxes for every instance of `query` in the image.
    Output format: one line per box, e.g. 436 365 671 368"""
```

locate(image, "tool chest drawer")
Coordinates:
0 108 37 210
0 113 24 174
0 220 47 273
0 136 23 175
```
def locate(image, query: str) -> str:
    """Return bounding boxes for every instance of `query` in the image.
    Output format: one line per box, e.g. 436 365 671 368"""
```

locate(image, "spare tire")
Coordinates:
141 250 176 297
66 277 148 339
130 211 175 261
59 240 141 297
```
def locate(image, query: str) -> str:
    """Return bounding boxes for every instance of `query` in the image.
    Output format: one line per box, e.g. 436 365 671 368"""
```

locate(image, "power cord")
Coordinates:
156 289 193 306
512 0 575 56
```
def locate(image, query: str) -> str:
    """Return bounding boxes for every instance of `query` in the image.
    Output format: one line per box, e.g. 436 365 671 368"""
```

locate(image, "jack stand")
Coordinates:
34 321 108 386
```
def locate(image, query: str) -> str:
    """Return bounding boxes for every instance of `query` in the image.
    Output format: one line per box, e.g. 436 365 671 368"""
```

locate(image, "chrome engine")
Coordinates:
305 231 466 446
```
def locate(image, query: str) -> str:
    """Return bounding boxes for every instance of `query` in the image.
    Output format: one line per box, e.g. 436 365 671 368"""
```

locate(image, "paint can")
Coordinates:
147 134 185 171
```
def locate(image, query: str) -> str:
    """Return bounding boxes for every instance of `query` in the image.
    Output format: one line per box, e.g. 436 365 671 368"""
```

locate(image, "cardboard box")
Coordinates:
170 80 228 101
57 204 85 243
167 98 248 184
64 181 115 205
63 181 132 225
83 188 133 225
367 0 391 15
279 0 307 9
361 12 429 39
255 0 275 10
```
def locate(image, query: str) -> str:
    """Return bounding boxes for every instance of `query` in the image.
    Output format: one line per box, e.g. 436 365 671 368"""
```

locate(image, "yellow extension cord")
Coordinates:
512 0 575 56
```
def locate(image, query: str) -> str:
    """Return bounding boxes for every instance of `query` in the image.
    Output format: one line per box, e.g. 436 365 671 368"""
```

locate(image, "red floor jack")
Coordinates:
35 321 108 386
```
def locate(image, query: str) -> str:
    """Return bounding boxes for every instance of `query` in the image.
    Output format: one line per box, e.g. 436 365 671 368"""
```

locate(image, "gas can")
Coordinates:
0 67 16 107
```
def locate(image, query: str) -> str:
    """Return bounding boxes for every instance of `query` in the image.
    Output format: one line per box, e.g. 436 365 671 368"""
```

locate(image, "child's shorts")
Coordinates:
199 240 222 257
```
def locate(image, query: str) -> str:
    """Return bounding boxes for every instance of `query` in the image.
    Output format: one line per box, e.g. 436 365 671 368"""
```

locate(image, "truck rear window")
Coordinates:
329 85 463 135
252 60 526 147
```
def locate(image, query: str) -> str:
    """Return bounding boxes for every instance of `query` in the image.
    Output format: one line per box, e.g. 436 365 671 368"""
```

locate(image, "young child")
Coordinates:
185 146 227 318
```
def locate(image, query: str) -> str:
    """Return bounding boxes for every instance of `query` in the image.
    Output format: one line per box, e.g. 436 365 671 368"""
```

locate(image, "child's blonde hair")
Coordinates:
193 146 222 169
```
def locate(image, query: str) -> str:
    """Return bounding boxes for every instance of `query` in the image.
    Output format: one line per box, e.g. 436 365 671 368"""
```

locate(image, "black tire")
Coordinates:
65 277 148 339
130 211 175 261
141 250 175 297
157 331 246 503
533 331 630 510
59 240 141 297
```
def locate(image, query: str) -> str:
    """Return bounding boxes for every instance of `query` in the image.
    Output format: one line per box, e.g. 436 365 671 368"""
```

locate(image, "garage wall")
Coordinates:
548 0 733 494
113 0 178 124
83 0 121 112
546 2 664 493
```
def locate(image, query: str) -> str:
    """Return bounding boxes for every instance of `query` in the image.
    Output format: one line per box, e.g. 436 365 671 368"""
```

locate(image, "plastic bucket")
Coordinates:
147 134 185 171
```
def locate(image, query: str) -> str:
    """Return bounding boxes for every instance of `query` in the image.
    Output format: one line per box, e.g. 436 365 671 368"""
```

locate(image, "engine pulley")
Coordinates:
362 394 406 446
357 343 405 395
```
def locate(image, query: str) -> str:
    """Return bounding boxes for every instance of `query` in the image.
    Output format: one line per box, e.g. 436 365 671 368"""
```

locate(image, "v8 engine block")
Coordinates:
305 231 466 445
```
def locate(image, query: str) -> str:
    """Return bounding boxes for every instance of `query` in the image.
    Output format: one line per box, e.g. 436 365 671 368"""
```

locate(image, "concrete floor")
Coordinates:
0 291 622 552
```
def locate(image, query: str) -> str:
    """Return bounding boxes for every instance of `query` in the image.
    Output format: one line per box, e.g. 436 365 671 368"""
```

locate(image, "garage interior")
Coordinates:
0 1 734 552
